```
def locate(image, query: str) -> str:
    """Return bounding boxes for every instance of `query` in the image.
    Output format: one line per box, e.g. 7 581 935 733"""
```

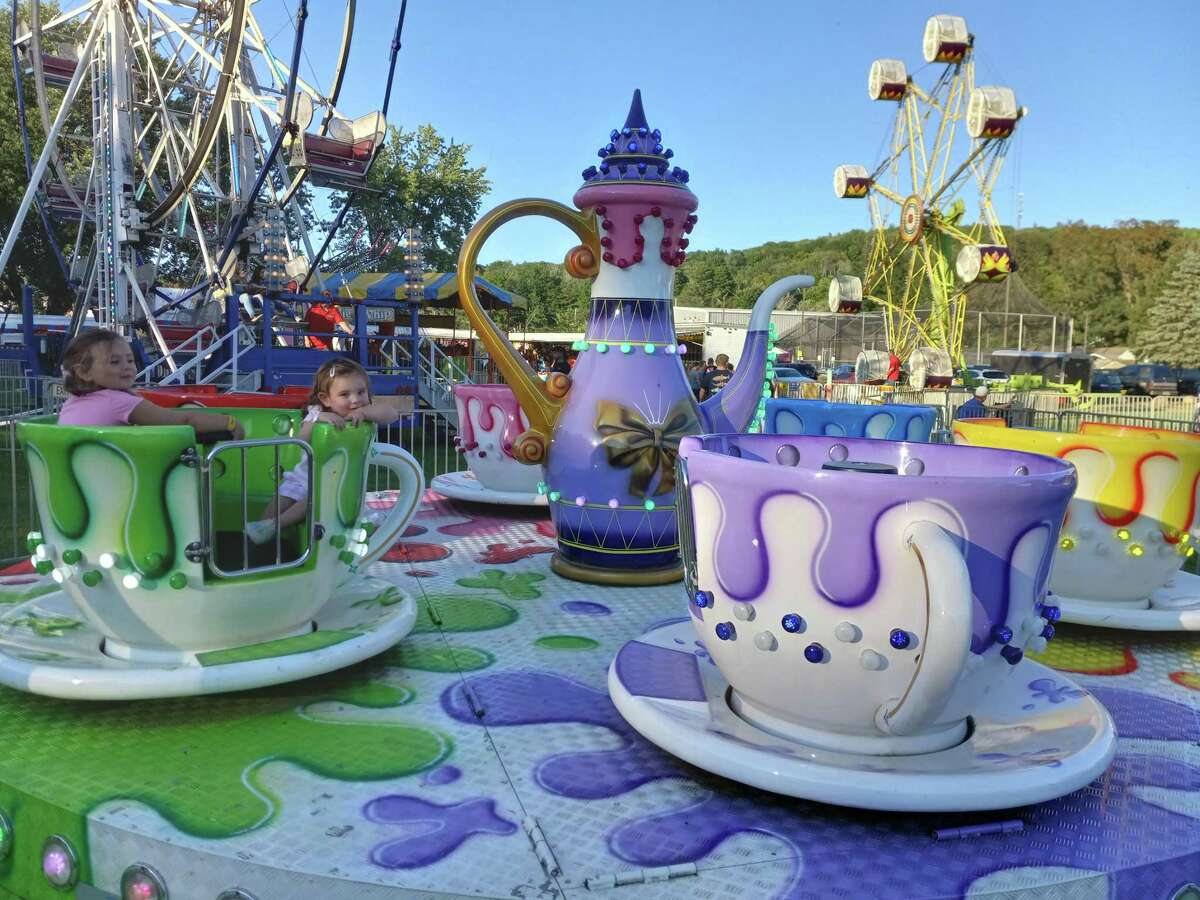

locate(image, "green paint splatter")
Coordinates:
456 569 545 601
0 662 451 842
535 635 599 651
0 582 57 605
352 585 406 610
413 594 517 634
9 614 83 638
386 643 495 672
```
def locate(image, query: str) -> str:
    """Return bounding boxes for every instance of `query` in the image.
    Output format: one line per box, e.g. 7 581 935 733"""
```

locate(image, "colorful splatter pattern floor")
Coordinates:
0 489 1196 899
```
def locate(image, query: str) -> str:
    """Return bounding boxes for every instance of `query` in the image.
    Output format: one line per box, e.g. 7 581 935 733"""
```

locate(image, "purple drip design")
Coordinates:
363 795 517 869
561 600 612 616
441 671 680 799
442 667 1199 898
421 765 462 786
615 641 706 701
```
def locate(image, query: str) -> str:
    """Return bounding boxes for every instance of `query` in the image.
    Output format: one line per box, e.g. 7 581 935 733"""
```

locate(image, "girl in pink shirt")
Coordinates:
57 330 246 438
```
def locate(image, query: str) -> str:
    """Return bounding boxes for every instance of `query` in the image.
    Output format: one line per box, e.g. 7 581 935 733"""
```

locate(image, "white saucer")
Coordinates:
431 470 548 507
0 574 415 700
608 619 1116 813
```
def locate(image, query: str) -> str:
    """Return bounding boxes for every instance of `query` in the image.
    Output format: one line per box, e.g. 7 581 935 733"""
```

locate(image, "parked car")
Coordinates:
830 364 856 384
789 361 819 380
1118 364 1180 396
1089 371 1124 394
771 366 816 397
965 365 1009 386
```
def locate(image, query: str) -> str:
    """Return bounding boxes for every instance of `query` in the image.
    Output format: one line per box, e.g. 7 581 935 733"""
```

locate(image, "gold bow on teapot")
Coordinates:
595 399 699 498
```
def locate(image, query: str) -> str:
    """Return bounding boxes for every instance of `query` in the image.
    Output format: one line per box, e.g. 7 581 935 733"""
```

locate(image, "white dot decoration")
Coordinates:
776 444 801 466
753 631 778 651
834 621 862 643
828 443 849 462
860 649 887 671
902 457 925 476
1013 465 1029 476
732 602 755 622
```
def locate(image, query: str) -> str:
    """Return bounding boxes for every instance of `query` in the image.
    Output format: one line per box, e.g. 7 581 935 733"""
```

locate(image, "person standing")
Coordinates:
699 353 733 400
955 385 993 420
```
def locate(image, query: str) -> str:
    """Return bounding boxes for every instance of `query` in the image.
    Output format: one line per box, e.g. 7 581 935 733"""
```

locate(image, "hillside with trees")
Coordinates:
481 220 1199 352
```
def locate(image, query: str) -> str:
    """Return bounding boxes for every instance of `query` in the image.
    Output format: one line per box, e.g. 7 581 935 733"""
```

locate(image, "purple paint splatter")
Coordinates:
561 600 612 616
364 795 517 869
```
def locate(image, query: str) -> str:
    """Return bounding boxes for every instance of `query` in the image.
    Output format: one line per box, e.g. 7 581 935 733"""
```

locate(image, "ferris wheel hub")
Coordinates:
899 195 924 243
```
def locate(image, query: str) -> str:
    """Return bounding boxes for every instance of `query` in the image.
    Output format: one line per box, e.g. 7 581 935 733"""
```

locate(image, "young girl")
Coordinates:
58 329 246 438
247 359 399 544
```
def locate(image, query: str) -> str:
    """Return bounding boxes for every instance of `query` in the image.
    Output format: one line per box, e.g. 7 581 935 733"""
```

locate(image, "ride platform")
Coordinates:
0 492 1195 899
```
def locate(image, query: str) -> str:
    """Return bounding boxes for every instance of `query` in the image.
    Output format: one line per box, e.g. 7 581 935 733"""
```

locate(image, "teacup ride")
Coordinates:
430 384 548 507
138 386 308 409
955 419 1200 630
5 407 424 700
609 433 1116 811
764 398 936 441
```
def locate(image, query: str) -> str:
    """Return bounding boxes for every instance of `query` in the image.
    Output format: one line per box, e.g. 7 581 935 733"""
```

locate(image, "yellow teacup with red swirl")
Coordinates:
954 419 1200 607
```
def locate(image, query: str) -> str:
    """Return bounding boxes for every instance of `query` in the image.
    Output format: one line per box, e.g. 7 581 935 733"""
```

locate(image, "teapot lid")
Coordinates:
577 89 696 194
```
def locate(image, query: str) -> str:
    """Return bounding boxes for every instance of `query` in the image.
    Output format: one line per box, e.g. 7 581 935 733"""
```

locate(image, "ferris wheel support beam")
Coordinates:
298 0 410 293
0 13 100 285
29 0 88 213
213 0 308 281
8 1 72 287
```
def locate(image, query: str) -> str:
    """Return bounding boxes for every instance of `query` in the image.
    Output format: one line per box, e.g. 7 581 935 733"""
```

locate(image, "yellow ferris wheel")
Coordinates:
831 14 1025 386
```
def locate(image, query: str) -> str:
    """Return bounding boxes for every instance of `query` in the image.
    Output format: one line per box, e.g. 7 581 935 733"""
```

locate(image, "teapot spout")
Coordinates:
698 274 815 433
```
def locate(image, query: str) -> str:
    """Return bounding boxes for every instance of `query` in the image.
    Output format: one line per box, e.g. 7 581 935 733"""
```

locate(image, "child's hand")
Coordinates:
346 409 367 426
231 421 246 440
318 412 346 429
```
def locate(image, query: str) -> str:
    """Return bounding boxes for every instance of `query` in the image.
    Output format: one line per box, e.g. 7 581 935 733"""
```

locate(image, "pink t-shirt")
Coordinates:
58 389 144 426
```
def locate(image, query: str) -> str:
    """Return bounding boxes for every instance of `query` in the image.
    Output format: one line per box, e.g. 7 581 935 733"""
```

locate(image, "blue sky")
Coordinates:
255 0 1199 265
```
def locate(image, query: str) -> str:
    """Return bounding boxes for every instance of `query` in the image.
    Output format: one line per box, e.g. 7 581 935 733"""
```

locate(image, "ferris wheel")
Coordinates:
1 0 406 359
831 14 1024 386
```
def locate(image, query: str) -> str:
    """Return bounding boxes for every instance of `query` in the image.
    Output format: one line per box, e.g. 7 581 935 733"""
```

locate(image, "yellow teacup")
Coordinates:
953 419 1200 607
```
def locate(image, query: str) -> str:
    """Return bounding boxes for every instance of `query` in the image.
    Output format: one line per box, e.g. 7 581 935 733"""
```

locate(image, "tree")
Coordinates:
1136 246 1200 365
332 124 490 273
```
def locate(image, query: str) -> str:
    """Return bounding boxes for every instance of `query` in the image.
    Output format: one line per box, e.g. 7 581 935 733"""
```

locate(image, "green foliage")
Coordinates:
1136 245 1200 366
334 124 491 273
479 260 591 330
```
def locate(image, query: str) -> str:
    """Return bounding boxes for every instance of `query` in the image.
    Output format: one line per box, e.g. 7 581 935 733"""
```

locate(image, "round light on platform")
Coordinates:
121 863 168 900
0 808 12 861
216 889 258 900
41 834 79 890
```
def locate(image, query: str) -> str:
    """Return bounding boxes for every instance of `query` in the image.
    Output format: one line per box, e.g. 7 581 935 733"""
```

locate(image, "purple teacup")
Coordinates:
676 433 1075 755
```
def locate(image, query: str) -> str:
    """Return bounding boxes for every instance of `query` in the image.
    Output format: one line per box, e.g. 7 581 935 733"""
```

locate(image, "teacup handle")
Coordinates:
876 520 974 736
357 442 425 568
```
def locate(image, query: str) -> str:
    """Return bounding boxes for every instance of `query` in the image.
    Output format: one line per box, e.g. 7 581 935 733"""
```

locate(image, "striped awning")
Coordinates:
320 272 525 310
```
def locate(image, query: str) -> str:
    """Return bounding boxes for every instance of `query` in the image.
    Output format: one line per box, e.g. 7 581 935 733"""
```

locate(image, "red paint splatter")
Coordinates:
381 542 452 564
536 520 556 539
476 543 555 565
403 525 427 537
0 560 34 576
406 569 437 578
1169 671 1200 691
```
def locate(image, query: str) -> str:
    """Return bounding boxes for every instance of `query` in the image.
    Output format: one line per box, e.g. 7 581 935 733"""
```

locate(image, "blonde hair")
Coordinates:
61 329 127 396
308 358 372 409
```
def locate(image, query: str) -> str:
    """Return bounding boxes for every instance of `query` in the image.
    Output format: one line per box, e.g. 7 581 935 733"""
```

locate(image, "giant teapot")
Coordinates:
457 91 810 585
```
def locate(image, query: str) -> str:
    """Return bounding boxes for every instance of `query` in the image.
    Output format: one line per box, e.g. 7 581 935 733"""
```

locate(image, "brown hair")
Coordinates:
308 358 372 409
61 329 128 396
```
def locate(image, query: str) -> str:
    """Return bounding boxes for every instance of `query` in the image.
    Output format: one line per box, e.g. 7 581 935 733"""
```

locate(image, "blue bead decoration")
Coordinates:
781 613 803 633
599 163 610 173
654 143 664 154
665 149 674 158
657 164 668 174
621 127 631 136
1041 623 1056 640
606 143 615 153
628 141 639 152
889 629 911 650
991 624 1014 644
715 622 735 641
804 643 824 663
610 129 619 140
638 127 648 136
693 590 712 608
652 129 661 140
1000 645 1024 665
1043 604 1061 623
637 162 647 173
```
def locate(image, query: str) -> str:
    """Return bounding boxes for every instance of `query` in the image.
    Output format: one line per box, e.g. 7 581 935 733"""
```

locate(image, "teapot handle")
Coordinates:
456 199 600 464
876 520 974 736
357 442 425 568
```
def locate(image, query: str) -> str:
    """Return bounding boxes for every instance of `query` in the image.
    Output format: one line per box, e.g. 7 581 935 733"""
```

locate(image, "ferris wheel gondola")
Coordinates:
832 14 1025 375
2 0 408 357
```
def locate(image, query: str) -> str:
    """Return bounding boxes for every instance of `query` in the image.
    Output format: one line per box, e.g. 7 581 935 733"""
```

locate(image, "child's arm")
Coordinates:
348 399 400 426
128 401 246 439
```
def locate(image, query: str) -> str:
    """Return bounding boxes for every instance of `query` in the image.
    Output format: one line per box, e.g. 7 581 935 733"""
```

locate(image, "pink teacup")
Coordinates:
452 384 543 494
